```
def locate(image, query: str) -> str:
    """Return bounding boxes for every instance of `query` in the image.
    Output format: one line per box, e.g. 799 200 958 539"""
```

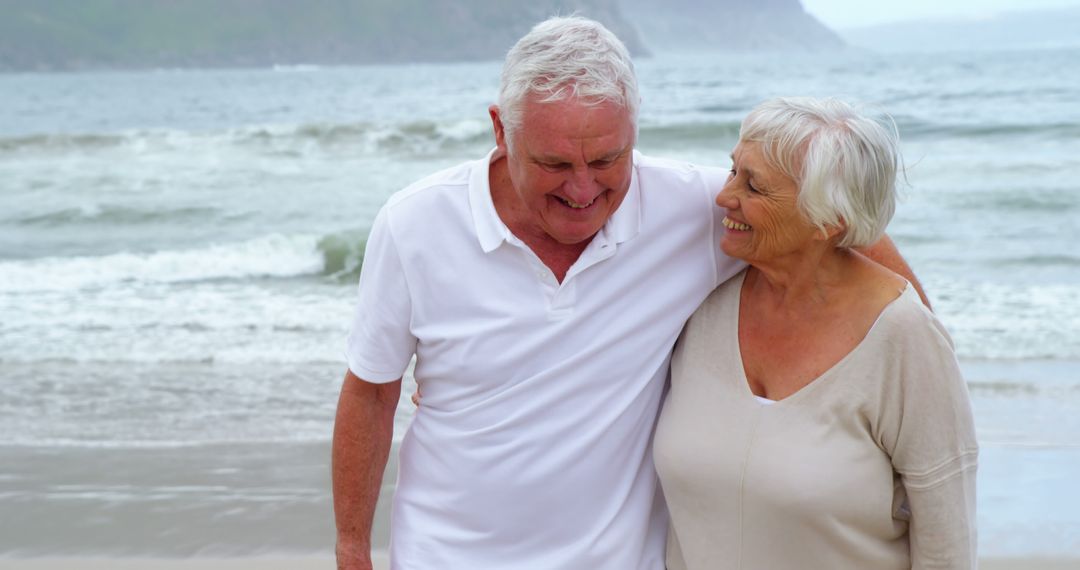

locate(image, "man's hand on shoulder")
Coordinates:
858 234 931 309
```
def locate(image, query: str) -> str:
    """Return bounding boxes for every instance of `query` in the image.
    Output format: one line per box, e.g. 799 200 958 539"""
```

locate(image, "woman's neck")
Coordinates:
745 245 856 312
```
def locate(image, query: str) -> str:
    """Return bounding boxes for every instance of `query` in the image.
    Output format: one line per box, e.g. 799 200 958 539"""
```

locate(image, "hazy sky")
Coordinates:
801 0 1080 29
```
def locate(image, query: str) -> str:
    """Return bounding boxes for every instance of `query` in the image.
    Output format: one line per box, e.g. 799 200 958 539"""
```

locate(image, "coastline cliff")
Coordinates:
622 0 845 53
0 0 842 72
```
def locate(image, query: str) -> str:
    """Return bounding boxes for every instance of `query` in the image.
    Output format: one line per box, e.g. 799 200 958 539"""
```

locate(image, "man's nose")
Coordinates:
564 166 599 200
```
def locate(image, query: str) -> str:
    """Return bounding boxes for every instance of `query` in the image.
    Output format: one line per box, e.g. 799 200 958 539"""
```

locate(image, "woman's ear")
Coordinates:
817 219 846 242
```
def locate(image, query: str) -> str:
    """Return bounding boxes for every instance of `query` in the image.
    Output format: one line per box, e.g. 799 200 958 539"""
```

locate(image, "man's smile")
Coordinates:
555 195 598 209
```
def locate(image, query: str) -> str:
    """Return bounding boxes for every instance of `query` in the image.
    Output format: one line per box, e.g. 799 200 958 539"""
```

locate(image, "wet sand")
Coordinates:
0 555 1077 569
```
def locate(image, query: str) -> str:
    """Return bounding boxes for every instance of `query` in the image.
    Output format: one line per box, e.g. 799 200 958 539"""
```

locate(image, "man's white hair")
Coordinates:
497 16 639 139
739 97 900 248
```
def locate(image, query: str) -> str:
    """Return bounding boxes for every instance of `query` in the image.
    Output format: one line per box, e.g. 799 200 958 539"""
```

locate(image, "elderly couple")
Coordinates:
333 16 977 570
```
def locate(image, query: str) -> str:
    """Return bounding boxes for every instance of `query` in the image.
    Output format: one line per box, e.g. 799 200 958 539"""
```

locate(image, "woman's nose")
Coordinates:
715 183 735 208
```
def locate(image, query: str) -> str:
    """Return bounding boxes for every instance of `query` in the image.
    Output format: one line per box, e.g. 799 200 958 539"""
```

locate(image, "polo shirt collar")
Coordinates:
466 147 506 252
468 147 643 253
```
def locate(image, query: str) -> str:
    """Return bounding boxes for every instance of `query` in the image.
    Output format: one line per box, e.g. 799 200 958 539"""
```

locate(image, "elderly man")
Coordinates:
333 16 922 570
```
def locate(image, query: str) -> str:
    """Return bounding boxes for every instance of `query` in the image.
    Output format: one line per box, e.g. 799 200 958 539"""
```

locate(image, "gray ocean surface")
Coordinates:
1 47 1078 558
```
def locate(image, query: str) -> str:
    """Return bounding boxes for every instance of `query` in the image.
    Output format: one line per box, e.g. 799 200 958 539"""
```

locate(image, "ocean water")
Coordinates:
1 47 1078 558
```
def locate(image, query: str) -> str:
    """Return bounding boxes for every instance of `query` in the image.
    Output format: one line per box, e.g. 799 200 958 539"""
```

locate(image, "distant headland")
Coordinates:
0 0 843 72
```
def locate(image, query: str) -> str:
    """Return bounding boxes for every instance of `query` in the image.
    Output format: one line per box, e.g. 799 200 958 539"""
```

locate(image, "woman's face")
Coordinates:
714 141 822 263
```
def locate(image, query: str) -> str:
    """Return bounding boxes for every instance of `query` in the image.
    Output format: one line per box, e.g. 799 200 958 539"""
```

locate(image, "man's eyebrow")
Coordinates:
593 149 626 162
536 149 627 164
535 154 569 164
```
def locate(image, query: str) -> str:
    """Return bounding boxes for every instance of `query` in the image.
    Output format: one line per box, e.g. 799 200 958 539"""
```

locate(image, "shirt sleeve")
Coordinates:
344 205 417 383
905 466 978 569
699 164 746 286
883 303 979 569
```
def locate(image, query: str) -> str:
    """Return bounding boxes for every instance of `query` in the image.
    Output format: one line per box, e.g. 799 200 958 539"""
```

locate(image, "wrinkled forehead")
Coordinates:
518 93 633 123
524 83 632 113
509 98 635 157
734 137 806 183
732 141 800 186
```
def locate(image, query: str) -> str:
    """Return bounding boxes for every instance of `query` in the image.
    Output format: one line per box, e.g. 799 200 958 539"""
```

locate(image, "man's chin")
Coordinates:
548 227 603 246
535 214 594 242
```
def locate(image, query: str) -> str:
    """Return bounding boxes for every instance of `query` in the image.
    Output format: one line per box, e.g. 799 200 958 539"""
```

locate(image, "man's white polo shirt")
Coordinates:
346 149 744 569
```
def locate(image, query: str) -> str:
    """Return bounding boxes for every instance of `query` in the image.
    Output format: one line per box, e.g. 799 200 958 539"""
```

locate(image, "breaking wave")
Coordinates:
0 232 366 292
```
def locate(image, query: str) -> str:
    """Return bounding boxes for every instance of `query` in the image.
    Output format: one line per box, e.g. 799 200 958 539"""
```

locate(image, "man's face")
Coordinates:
492 96 635 246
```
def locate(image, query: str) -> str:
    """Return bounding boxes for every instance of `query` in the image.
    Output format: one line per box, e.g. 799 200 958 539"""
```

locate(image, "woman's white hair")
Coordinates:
740 97 899 248
497 16 639 139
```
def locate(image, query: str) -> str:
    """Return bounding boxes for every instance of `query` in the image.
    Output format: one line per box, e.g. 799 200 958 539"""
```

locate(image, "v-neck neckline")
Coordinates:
726 269 911 407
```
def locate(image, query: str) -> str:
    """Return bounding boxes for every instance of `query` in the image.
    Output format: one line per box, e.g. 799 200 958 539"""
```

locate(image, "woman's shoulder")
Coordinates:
853 250 908 302
680 268 747 340
878 285 953 350
696 267 747 314
843 255 955 358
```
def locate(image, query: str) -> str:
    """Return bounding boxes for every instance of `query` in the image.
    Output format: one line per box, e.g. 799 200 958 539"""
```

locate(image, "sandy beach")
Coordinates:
1 556 1077 569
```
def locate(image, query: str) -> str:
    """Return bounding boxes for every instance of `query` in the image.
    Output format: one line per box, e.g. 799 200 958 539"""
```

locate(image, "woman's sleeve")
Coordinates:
885 303 979 569
904 463 978 569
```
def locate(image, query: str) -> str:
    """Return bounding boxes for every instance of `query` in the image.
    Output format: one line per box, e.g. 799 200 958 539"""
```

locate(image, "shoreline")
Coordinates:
0 556 1077 569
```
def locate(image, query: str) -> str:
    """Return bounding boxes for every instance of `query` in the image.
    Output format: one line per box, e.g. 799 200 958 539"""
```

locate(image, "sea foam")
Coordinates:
0 233 326 292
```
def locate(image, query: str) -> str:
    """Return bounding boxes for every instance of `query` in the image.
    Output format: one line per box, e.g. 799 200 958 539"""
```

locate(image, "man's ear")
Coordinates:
489 105 508 159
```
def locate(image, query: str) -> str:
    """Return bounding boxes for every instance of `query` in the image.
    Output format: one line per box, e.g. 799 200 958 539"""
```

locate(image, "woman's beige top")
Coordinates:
654 269 978 569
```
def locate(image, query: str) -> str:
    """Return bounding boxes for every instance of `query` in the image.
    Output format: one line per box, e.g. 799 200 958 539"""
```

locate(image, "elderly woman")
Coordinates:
653 98 978 569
